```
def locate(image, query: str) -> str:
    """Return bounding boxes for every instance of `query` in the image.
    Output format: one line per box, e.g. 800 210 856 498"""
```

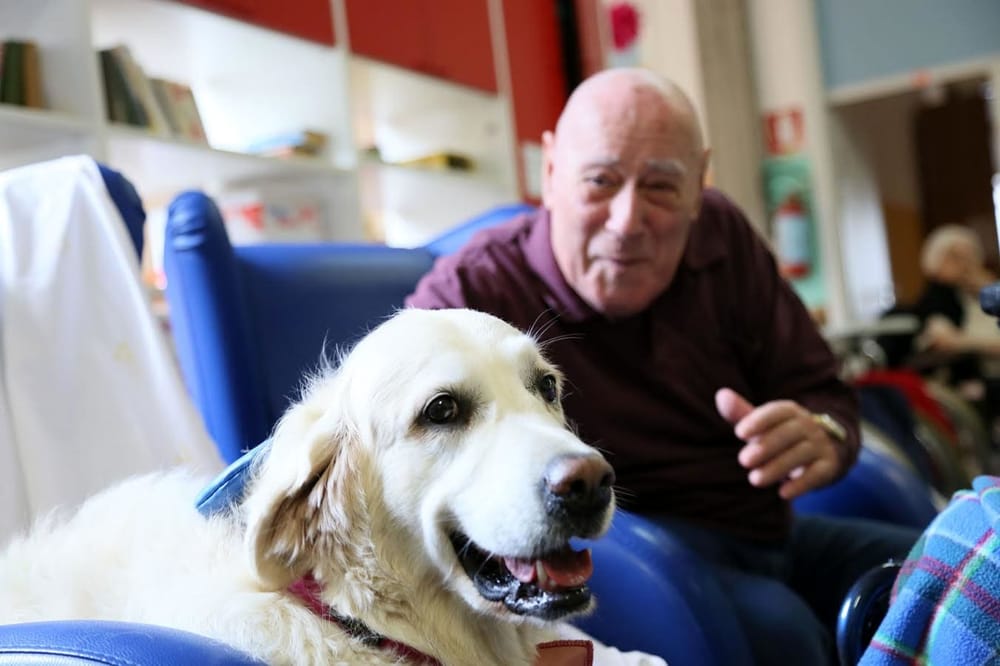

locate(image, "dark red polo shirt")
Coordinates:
406 188 859 542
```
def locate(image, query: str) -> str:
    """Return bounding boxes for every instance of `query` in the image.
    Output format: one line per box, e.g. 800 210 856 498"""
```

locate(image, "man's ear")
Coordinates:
242 379 363 590
693 147 712 217
541 130 556 208
698 148 711 190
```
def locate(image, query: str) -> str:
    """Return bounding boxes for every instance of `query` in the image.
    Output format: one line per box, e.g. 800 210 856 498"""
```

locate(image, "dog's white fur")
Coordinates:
0 308 615 665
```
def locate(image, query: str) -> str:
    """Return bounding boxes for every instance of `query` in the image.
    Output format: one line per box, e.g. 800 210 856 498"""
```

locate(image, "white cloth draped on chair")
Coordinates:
0 156 221 542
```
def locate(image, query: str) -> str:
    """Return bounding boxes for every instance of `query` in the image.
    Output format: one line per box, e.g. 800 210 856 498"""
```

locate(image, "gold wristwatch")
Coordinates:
812 413 847 443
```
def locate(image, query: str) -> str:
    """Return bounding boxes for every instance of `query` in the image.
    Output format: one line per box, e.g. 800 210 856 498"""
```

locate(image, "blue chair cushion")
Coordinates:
0 621 264 666
793 446 938 530
423 203 534 256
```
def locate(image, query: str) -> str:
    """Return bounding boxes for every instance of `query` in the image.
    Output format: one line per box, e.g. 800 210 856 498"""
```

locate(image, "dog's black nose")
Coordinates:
543 454 615 519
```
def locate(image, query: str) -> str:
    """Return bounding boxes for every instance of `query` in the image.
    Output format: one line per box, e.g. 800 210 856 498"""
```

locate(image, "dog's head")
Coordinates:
243 308 615 623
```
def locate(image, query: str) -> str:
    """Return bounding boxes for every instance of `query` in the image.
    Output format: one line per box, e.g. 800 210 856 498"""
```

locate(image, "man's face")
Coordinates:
543 89 706 319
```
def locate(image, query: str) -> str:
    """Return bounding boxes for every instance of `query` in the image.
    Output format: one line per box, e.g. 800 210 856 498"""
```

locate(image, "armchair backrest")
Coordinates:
163 192 435 462
97 162 146 257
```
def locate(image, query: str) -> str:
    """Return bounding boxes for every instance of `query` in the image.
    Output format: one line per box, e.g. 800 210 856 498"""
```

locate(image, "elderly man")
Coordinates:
407 68 918 664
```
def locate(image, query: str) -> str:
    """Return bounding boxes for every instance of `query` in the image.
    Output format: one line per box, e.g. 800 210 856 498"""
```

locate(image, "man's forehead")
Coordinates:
575 156 688 175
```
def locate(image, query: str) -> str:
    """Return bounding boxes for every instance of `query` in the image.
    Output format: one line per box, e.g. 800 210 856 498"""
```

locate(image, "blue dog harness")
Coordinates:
195 440 271 517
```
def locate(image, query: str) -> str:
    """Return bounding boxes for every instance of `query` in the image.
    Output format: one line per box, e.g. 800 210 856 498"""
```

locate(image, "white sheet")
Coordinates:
556 623 668 666
0 156 221 541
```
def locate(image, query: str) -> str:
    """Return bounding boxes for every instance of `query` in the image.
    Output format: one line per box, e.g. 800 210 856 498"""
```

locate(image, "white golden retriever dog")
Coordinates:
0 308 630 665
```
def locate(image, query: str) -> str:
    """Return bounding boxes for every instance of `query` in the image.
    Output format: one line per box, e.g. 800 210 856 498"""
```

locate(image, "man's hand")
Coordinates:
715 387 843 500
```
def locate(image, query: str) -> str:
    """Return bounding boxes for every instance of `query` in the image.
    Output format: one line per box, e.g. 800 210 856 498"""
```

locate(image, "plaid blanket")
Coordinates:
860 475 1000 665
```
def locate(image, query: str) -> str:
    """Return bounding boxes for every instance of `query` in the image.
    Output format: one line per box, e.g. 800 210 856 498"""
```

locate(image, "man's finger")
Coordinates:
733 400 803 441
747 438 818 487
715 387 755 426
778 458 839 500
738 417 804 468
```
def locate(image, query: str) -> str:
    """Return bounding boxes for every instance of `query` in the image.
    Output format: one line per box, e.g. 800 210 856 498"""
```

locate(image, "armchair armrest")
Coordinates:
574 510 753 666
0 620 264 666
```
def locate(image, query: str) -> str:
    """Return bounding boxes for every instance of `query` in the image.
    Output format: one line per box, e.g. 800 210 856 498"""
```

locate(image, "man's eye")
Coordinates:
586 174 615 188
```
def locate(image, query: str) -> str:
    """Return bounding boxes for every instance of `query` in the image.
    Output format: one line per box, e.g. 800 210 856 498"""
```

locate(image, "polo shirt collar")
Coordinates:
681 194 729 270
524 208 597 323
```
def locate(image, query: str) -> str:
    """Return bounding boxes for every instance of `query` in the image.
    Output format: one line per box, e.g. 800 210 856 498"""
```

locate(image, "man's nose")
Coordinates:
605 184 643 235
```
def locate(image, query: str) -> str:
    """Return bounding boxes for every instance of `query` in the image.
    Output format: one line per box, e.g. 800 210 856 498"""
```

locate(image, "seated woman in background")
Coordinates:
912 224 1000 427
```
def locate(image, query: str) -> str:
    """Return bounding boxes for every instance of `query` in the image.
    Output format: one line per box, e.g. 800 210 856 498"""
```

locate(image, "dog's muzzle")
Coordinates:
451 453 615 620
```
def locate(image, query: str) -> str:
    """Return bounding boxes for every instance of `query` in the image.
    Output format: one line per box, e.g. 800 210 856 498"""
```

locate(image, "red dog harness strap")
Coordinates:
287 575 441 665
287 576 594 665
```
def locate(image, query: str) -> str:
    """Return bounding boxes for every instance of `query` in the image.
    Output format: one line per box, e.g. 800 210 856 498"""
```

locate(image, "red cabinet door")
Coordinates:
425 0 496 92
502 0 568 200
176 0 336 46
503 0 567 143
254 0 336 46
345 0 428 72
177 0 253 21
347 0 495 92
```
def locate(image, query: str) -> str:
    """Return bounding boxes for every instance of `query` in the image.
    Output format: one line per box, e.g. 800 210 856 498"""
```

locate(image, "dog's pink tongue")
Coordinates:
504 556 537 583
540 547 593 587
503 548 594 589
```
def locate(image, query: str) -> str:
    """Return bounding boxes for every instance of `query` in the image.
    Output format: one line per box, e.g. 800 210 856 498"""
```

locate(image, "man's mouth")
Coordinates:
603 255 644 265
448 532 594 620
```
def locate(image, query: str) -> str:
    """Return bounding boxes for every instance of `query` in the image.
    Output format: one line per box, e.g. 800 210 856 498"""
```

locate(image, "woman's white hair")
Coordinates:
920 224 982 277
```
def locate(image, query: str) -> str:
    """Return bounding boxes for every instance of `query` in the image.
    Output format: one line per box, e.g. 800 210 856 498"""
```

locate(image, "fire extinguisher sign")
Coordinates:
762 153 822 297
774 193 810 278
761 107 826 308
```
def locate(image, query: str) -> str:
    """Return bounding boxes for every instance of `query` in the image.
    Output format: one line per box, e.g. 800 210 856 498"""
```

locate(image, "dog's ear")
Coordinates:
242 377 364 590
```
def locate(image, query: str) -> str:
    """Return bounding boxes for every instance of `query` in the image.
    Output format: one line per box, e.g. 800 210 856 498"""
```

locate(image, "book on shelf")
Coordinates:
0 39 45 109
99 46 148 127
395 152 474 171
116 45 170 137
245 129 328 157
150 77 208 144
364 146 475 172
22 41 43 108
98 45 207 144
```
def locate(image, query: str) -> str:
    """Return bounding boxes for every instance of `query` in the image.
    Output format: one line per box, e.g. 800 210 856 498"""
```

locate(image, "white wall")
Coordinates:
747 0 856 325
633 0 707 142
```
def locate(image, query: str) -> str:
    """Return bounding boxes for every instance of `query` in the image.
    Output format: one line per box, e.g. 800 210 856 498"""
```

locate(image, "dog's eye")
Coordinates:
423 393 460 424
537 374 559 404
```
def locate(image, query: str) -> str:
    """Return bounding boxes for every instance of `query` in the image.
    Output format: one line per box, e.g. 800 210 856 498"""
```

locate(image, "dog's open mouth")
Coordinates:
449 532 594 620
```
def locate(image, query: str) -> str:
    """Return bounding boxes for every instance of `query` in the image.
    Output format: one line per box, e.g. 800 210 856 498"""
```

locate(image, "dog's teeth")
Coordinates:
535 560 549 588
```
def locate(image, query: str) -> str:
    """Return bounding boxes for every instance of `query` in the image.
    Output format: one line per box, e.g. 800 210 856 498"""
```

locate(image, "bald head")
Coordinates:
554 68 705 161
541 68 709 319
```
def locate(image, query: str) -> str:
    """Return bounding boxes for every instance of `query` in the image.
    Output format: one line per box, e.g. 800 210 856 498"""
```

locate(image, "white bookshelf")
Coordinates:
0 0 522 245
104 124 351 192
348 57 518 246
0 0 103 170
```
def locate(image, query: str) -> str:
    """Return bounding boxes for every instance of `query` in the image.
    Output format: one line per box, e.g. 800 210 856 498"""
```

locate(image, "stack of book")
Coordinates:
363 146 475 171
245 129 329 158
98 44 208 144
0 39 45 108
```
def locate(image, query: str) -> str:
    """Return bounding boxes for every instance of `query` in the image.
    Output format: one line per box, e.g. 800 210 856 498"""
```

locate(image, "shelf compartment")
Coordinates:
0 105 96 155
105 124 350 197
